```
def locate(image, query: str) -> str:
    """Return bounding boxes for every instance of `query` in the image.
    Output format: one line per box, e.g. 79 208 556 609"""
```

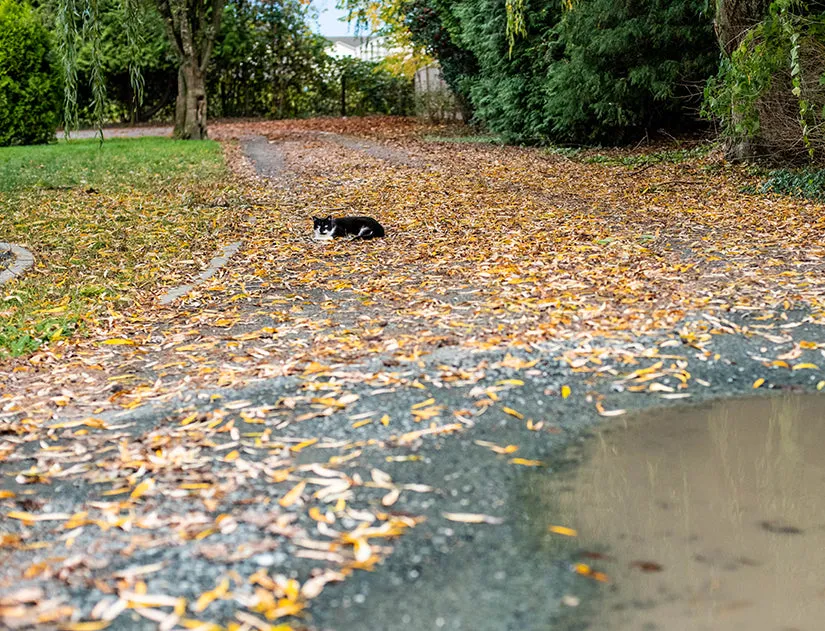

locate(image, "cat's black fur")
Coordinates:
312 216 385 240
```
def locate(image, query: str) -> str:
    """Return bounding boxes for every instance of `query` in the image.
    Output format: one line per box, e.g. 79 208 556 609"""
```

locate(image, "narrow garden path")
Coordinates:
2 117 825 630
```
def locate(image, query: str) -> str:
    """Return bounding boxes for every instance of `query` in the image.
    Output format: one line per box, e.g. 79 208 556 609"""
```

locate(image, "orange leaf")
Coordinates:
279 480 307 508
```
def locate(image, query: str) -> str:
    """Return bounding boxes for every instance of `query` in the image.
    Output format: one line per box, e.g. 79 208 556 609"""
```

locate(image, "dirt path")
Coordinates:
3 118 825 631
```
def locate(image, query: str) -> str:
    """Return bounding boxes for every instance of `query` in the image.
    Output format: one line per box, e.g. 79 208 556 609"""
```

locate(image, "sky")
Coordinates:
311 0 352 36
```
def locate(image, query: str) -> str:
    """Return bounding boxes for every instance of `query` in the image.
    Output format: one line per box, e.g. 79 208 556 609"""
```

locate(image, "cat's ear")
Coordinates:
326 215 333 221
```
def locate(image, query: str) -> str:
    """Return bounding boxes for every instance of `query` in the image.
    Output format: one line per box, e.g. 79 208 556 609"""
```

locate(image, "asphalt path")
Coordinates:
4 126 825 631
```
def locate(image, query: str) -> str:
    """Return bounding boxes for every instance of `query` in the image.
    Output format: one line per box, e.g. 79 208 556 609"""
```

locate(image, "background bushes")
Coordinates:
0 0 60 146
404 0 717 145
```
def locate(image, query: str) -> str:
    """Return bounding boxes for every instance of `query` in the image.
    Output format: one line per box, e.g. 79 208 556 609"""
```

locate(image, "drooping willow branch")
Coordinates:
82 0 106 139
56 0 145 137
124 0 146 109
505 0 526 56
56 0 79 136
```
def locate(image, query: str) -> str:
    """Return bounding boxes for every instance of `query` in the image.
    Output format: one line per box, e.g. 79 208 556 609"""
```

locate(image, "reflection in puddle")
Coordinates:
535 395 825 631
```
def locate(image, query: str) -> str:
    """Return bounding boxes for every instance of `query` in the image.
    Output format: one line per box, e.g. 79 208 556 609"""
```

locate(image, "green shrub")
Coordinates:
756 168 825 199
403 0 716 145
0 0 60 146
546 0 717 143
703 5 825 162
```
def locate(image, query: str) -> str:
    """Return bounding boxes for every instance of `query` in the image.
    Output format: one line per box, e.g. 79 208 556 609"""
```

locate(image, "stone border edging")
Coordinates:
159 241 242 305
0 242 34 285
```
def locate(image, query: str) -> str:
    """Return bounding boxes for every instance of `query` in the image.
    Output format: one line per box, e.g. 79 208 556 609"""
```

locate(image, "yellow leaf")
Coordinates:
303 362 331 375
194 578 229 613
548 525 578 537
179 620 223 631
7 511 36 523
224 450 240 462
59 622 111 631
561 385 571 399
792 362 819 371
102 338 135 346
818 380 825 391
279 480 307 508
411 397 436 410
501 407 524 419
353 538 372 563
290 438 318 453
573 563 609 582
0 490 16 499
308 507 334 524
380 414 390 426
752 377 765 389
510 457 543 467
474 440 518 455
180 412 199 425
130 478 155 500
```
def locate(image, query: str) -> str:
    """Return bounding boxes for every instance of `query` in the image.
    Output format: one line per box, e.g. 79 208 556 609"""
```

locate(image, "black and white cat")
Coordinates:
312 216 385 240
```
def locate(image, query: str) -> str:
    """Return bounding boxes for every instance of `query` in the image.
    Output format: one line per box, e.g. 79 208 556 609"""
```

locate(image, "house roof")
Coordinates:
325 36 366 48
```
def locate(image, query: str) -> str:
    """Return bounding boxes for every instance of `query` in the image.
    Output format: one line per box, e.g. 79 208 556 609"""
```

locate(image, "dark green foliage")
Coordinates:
0 0 60 146
76 0 175 124
403 0 717 144
581 144 712 167
756 168 825 199
32 0 410 125
454 0 560 142
209 0 331 118
546 0 717 143
336 56 414 117
0 317 77 357
209 0 412 119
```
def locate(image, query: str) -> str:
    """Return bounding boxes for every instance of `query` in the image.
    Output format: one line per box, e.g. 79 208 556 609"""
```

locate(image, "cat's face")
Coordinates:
313 216 334 240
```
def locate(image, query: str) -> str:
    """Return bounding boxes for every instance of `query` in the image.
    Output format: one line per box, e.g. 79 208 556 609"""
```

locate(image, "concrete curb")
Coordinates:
0 242 34 285
159 241 242 305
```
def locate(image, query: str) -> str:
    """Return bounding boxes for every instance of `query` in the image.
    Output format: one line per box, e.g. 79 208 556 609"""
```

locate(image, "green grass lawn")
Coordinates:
0 137 225 192
0 137 239 357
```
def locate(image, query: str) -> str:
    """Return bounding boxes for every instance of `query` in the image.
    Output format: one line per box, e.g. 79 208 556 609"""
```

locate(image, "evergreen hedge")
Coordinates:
0 0 60 146
405 0 717 144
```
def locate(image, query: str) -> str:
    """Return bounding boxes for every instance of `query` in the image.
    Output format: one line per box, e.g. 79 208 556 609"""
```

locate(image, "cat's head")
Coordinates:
312 216 334 240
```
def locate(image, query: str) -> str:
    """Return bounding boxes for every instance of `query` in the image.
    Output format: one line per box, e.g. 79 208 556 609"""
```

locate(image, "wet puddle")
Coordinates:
532 395 825 631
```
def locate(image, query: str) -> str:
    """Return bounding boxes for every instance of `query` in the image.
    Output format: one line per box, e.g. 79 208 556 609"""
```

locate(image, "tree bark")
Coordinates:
714 0 771 159
176 62 207 139
156 0 223 140
715 0 771 55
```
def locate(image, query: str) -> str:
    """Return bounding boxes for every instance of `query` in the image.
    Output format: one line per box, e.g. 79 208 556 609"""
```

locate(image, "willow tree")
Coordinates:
57 0 224 139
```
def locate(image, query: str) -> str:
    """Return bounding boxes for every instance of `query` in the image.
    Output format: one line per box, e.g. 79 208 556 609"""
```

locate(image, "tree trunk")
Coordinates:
715 0 771 55
714 0 771 160
156 0 223 140
175 62 208 139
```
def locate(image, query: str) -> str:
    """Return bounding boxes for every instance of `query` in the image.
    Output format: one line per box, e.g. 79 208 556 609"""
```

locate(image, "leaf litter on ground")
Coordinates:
2 117 825 629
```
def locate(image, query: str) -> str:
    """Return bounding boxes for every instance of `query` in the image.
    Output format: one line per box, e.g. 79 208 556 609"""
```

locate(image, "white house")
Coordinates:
325 36 395 62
